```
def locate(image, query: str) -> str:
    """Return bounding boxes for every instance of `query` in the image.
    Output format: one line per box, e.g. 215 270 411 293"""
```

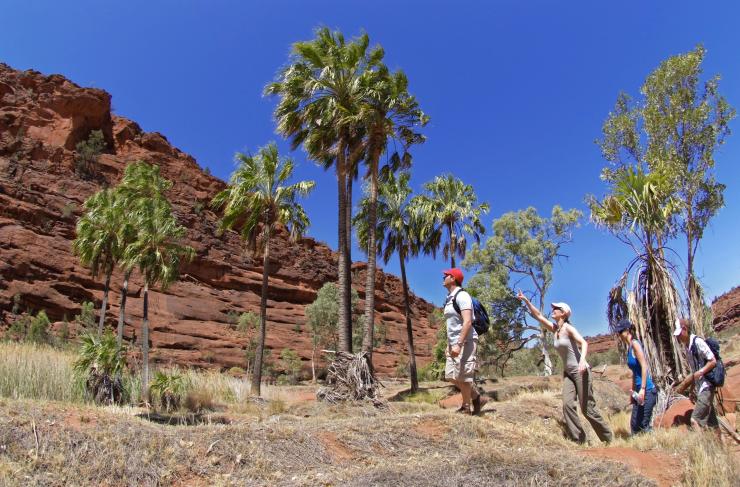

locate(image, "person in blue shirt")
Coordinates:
615 319 658 434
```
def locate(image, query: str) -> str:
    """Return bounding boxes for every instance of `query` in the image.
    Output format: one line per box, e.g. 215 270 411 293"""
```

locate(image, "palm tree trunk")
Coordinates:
117 269 132 350
362 154 379 365
97 269 112 335
141 281 150 401
345 162 354 351
336 146 352 353
311 342 317 383
399 251 419 392
447 222 456 268
251 224 271 396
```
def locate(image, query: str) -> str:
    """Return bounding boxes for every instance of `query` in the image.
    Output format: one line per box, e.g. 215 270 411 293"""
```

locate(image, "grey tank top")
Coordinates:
553 327 581 373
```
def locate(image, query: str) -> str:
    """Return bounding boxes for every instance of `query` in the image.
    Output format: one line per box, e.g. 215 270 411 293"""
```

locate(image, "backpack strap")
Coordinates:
451 288 463 316
690 336 706 369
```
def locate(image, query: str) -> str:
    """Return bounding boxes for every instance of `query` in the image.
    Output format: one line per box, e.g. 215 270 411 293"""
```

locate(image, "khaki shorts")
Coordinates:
445 340 477 383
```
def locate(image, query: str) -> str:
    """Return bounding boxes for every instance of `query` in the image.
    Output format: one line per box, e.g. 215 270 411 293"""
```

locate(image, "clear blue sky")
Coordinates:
3 1 739 336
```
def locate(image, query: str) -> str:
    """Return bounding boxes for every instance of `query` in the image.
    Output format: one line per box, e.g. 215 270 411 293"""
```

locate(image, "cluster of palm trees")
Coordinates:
73 161 193 398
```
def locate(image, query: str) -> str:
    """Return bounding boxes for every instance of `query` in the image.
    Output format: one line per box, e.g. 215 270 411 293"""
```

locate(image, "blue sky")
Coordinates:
2 1 739 336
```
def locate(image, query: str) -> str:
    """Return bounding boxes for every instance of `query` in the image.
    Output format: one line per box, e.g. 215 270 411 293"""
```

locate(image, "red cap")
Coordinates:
443 268 464 285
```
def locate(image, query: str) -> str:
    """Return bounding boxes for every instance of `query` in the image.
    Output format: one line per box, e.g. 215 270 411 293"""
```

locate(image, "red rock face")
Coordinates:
712 286 740 333
0 63 440 375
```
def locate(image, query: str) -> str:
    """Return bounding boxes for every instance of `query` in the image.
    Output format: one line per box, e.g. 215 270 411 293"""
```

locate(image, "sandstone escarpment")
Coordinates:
0 63 438 375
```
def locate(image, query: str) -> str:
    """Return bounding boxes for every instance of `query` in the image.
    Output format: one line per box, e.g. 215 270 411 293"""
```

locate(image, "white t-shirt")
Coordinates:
443 287 477 344
687 334 716 393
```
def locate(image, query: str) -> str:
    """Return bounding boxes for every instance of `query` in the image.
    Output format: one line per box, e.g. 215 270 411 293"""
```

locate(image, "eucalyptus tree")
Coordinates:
589 167 688 386
265 27 382 353
73 188 125 336
120 162 194 396
212 142 314 396
355 66 428 362
355 172 423 391
414 174 489 268
463 206 582 376
597 45 735 330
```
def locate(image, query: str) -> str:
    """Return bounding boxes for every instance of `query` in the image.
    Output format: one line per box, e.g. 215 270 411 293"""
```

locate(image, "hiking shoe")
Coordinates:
472 394 483 415
456 405 472 415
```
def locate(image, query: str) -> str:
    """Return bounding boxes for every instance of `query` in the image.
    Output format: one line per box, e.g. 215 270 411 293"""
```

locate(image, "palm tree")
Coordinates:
355 172 422 391
120 163 193 398
116 162 171 350
589 167 688 386
73 188 125 335
414 174 489 267
265 27 382 353
355 66 428 363
212 142 314 396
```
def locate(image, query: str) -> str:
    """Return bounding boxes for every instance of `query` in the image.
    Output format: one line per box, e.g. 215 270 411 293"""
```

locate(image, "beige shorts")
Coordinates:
445 340 477 383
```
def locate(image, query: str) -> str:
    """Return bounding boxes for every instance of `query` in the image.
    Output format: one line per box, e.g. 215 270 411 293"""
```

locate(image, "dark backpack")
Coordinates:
451 288 490 335
690 336 725 387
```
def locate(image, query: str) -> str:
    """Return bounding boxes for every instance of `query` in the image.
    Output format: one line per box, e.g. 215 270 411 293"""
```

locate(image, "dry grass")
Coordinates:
0 341 85 403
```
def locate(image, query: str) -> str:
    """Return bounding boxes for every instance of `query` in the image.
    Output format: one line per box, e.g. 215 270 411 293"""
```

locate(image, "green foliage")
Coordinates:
588 348 621 368
7 311 51 344
74 130 106 179
463 205 582 375
226 310 240 326
237 311 259 333
72 331 126 404
150 370 187 412
75 301 96 332
74 188 125 281
27 310 50 344
306 282 364 353
418 311 447 381
193 200 205 215
279 348 302 385
412 174 490 267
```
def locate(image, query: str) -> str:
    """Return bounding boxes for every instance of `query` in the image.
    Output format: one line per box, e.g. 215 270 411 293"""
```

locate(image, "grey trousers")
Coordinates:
562 368 613 443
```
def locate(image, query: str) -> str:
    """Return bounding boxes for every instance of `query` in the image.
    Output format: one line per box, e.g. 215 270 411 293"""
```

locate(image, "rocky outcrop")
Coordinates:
712 286 740 333
0 63 439 375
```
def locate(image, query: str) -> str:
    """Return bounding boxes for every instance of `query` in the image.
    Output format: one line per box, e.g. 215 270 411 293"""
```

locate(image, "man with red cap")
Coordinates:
442 267 482 415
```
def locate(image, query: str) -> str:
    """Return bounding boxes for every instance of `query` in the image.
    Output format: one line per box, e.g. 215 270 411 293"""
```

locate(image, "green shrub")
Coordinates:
74 130 106 179
73 331 126 405
75 301 96 331
588 347 621 368
27 310 51 344
150 371 187 412
279 348 302 385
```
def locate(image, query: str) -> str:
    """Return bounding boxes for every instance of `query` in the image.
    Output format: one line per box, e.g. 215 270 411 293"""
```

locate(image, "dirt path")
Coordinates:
582 447 683 487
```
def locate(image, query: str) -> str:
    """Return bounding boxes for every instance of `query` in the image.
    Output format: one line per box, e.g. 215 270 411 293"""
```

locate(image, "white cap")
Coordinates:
673 318 683 336
551 302 572 318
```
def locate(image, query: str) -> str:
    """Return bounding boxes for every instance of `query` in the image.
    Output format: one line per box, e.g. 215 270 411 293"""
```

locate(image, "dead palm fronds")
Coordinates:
316 351 385 408
607 252 689 388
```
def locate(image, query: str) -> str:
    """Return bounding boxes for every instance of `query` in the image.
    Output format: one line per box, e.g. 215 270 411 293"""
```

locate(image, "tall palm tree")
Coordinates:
355 172 422 391
265 27 381 353
212 142 314 396
116 162 172 350
355 66 428 363
120 163 193 397
414 174 489 267
73 188 125 335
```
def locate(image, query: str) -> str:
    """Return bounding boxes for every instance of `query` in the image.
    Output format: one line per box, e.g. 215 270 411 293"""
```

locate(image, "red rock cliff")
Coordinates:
0 63 440 375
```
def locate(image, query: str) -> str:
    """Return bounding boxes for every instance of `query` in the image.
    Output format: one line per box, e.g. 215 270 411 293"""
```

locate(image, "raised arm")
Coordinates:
516 290 555 332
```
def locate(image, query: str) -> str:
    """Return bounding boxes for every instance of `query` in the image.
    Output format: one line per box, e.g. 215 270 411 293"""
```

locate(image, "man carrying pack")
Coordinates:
674 318 719 430
442 268 483 415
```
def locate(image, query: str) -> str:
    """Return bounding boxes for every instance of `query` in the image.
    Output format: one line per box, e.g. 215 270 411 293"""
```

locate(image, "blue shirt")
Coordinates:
627 339 655 391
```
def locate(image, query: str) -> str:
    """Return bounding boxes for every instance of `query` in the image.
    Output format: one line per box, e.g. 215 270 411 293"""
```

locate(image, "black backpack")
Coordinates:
451 288 490 335
690 336 725 387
